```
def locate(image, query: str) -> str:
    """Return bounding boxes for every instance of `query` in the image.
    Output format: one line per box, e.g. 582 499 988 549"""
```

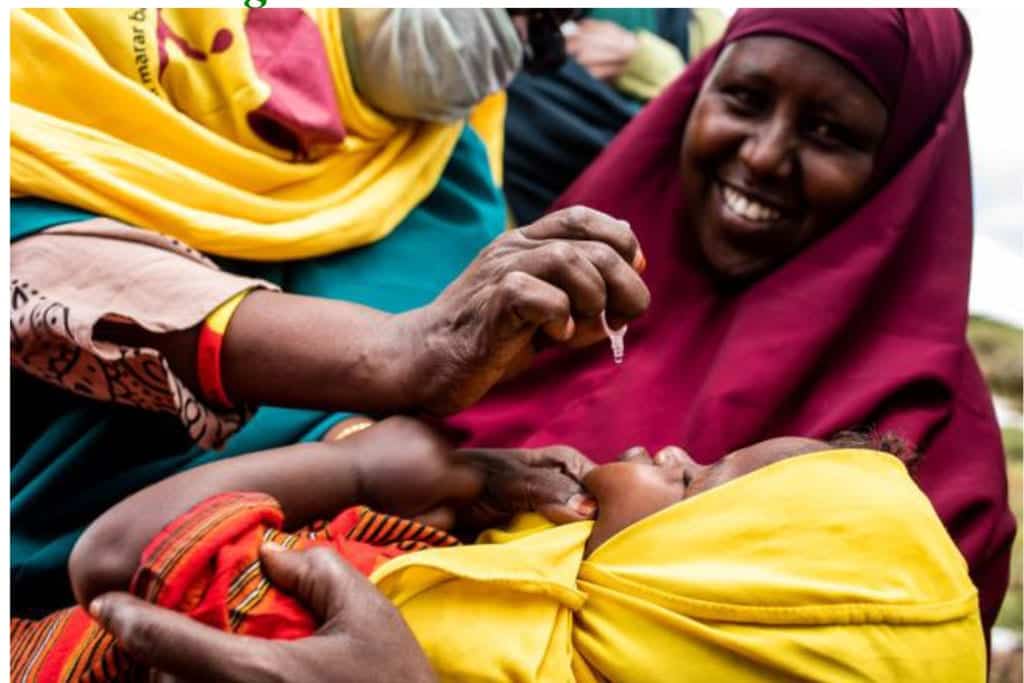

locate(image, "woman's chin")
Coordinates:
695 235 773 284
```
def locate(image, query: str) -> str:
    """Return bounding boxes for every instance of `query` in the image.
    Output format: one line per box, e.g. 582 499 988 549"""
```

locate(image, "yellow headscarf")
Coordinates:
10 8 505 261
372 450 985 682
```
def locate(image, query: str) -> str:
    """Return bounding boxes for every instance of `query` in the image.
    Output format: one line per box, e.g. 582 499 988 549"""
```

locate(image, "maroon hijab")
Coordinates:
450 9 1014 631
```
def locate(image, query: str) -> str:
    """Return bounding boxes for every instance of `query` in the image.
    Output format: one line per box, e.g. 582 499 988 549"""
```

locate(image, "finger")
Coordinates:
495 270 574 341
91 593 270 683
570 240 651 321
530 445 597 482
564 316 612 349
619 446 652 464
259 545 367 623
506 241 608 319
522 467 595 523
520 206 643 270
537 494 598 524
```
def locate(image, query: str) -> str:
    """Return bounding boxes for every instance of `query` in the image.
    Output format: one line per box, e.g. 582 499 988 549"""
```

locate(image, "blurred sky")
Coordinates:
963 9 1022 256
961 9 1023 327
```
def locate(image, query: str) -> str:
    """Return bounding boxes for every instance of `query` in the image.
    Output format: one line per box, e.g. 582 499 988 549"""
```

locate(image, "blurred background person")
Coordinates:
504 9 726 225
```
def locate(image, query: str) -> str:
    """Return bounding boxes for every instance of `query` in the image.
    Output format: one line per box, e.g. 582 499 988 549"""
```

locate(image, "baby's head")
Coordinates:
583 431 916 554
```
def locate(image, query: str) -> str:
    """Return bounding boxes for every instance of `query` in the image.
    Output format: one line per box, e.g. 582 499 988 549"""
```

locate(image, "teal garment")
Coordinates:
10 197 97 240
11 126 506 617
585 8 658 34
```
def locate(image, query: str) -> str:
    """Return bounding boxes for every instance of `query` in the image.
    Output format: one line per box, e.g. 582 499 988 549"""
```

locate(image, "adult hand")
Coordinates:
347 418 598 530
565 19 639 81
397 205 649 415
454 445 598 528
90 546 436 683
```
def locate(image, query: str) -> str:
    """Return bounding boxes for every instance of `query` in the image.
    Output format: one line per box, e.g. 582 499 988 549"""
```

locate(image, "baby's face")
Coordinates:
582 437 829 555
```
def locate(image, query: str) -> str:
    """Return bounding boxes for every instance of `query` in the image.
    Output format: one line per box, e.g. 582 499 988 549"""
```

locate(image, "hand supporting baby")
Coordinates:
340 416 598 532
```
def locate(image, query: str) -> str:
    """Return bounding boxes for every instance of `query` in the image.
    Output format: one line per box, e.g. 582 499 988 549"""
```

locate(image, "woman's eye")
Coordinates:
812 121 835 139
807 120 852 148
723 87 764 113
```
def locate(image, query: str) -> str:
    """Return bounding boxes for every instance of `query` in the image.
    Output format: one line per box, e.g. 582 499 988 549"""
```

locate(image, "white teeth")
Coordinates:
721 184 781 222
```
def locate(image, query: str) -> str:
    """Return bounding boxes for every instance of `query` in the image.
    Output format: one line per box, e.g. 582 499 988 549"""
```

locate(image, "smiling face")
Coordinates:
679 36 889 281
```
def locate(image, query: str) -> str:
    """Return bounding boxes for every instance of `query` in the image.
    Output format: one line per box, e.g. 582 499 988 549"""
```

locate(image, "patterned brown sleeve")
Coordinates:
11 218 278 449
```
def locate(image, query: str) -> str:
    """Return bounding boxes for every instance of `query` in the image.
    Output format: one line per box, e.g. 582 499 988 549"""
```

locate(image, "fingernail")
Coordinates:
633 248 647 273
569 494 597 516
262 542 287 553
89 598 104 619
562 316 576 341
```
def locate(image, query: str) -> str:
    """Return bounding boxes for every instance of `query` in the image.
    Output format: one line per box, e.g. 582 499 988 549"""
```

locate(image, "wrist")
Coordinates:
383 306 450 412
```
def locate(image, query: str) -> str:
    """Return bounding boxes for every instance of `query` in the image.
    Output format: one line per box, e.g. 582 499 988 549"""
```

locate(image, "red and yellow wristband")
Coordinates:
196 289 251 410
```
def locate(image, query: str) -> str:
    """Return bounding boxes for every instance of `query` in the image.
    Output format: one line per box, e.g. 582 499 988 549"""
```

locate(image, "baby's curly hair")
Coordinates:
828 429 920 470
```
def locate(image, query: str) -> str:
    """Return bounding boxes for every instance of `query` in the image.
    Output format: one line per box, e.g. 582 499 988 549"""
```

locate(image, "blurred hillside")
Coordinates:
968 316 1023 683
969 316 1023 415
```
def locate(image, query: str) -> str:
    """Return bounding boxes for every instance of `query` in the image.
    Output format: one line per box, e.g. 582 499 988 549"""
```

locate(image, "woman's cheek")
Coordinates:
686 103 747 161
802 151 876 214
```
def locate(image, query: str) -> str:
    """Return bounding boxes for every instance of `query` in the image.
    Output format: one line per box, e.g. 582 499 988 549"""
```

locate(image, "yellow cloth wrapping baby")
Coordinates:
10 8 505 261
372 450 985 682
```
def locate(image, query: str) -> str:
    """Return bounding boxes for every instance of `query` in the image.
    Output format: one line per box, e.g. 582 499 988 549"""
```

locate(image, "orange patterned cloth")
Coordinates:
11 493 458 681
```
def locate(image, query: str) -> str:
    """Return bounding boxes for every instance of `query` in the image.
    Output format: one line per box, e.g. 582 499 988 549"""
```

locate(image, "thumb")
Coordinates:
259 545 366 625
537 493 598 524
529 467 598 524
90 592 262 683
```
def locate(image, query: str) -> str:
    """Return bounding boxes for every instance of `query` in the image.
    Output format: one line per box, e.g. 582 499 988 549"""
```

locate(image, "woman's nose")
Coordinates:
739 117 796 179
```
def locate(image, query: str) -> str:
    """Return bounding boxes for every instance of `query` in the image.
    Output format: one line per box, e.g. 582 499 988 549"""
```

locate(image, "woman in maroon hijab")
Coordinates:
450 9 1016 633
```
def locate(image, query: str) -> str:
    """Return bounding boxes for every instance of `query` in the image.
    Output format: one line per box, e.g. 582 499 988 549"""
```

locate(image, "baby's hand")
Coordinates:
453 445 598 529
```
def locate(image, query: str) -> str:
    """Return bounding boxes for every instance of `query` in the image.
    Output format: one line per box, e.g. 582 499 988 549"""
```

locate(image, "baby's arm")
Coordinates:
69 416 464 608
71 416 595 609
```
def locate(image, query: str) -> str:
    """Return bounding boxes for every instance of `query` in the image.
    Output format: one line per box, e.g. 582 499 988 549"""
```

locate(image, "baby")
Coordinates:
14 418 975 682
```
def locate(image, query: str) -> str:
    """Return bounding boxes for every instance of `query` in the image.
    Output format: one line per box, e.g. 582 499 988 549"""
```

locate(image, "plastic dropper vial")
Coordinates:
600 310 627 365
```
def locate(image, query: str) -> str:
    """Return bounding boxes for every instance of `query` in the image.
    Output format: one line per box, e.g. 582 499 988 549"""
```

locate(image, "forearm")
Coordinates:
68 435 370 607
68 416 462 606
99 290 427 414
222 290 427 412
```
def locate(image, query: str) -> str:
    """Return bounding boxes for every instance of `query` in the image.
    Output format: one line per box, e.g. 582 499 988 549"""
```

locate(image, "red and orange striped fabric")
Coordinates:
11 493 458 681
